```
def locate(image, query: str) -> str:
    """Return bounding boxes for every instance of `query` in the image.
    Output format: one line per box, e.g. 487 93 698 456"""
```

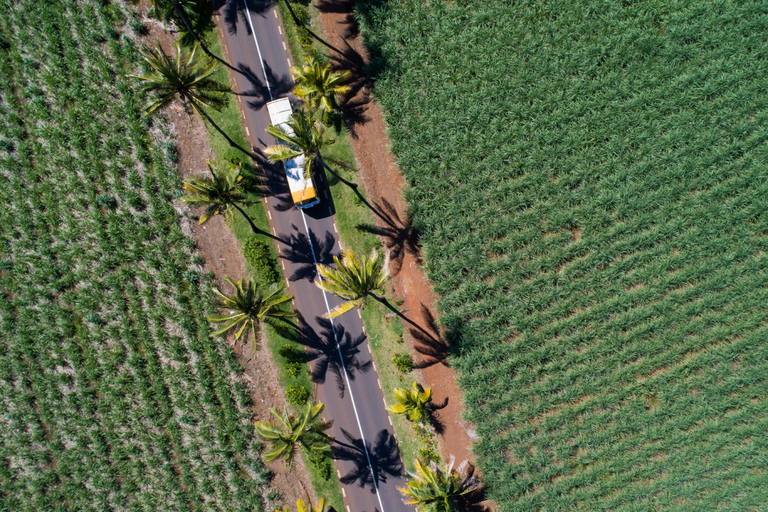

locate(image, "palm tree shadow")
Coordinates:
235 62 293 112
280 229 337 282
332 428 404 490
296 316 372 398
410 303 450 369
213 0 272 36
456 467 490 512
355 197 420 275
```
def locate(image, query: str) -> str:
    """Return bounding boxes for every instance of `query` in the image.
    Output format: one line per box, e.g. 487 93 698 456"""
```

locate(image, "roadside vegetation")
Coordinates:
276 0 445 480
0 0 271 509
356 0 768 510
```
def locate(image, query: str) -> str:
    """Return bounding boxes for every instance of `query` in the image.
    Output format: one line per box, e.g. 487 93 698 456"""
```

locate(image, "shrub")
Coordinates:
392 352 413 373
243 237 280 284
286 384 310 405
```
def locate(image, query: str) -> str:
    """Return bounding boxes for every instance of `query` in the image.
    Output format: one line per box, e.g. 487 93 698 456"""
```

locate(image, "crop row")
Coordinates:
0 0 269 510
357 0 768 509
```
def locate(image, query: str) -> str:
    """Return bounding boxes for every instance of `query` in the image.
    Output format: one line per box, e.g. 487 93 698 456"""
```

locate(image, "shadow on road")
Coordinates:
280 229 338 282
332 428 404 490
296 316 372 398
214 0 273 37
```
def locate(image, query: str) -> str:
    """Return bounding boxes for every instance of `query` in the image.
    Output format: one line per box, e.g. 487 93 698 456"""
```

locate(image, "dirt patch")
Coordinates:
316 0 482 479
135 7 315 508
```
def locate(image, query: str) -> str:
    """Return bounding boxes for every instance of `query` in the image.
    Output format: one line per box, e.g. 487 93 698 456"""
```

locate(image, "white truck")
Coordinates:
265 98 320 209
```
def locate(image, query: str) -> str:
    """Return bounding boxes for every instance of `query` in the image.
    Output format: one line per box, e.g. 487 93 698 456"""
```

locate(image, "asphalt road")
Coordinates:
212 2 413 511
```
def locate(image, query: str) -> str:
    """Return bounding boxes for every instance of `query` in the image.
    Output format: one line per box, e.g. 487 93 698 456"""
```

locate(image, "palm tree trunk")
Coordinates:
370 292 432 338
195 106 253 157
318 157 358 189
230 202 282 241
281 0 344 55
170 2 245 76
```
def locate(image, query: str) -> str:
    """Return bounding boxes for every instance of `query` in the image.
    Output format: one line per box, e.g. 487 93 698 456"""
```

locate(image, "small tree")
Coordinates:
208 277 296 346
399 457 481 512
264 106 358 189
314 247 388 318
387 382 432 424
181 160 271 237
255 402 333 467
291 57 350 126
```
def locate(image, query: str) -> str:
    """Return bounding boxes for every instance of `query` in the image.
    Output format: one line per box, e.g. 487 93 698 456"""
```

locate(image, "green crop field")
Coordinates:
0 1 270 510
358 0 768 509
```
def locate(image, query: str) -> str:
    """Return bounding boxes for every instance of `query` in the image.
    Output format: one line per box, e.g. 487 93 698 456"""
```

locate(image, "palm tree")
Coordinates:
387 382 433 424
181 160 272 237
314 247 388 318
263 107 359 190
276 498 327 512
129 41 249 154
291 57 350 125
255 402 333 467
399 457 481 512
208 277 296 346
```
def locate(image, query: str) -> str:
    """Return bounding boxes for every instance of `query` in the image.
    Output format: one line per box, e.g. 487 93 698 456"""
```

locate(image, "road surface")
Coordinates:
212 2 413 511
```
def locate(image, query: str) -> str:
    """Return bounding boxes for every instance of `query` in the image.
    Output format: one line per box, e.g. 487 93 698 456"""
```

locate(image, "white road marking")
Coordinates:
245 127 250 136
300 210 386 512
272 227 277 235
388 416 392 426
281 261 285 269
278 26 282 34
339 241 343 251
357 309 361 319
372 361 377 372
346 507 351 512
282 41 287 50
287 58 292 67
337 469 341 478
274 9 278 18
285 278 290 288
377 378 381 389
264 197 268 204
333 222 338 233
268 210 272 220
368 345 372 354
243 0 274 101
342 488 346 498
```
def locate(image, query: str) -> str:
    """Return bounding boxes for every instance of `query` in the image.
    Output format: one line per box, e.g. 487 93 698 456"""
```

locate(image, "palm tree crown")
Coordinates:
387 382 433 424
129 40 230 116
291 57 351 115
315 247 388 318
208 277 296 346
255 402 333 467
263 107 334 179
181 160 252 226
399 457 481 512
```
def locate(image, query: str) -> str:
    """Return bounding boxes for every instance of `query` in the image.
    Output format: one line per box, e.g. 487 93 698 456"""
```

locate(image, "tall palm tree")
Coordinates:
208 277 296 346
181 160 271 237
255 402 333 467
129 41 249 154
399 458 481 512
387 382 433 424
291 57 350 125
314 247 388 318
263 107 358 190
276 498 327 512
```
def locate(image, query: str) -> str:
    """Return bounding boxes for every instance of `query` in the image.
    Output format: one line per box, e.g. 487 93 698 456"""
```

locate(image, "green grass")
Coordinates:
356 0 768 510
0 1 271 510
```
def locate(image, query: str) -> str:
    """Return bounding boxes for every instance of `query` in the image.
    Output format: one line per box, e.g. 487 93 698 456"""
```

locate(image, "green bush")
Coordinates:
392 352 413 373
286 384 310 405
243 237 280 284
308 451 333 480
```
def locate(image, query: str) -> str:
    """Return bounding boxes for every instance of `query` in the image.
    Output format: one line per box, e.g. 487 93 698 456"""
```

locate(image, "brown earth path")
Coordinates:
314 1 480 470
